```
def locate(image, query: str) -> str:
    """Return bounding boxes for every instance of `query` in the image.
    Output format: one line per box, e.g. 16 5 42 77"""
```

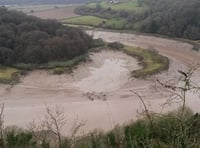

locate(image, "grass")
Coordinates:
65 16 127 29
13 54 88 77
66 16 107 26
13 54 87 70
91 44 169 78
65 1 147 30
39 54 88 69
0 54 88 84
0 66 20 84
124 46 169 78
0 55 88 84
40 54 88 74
102 18 127 29
86 1 146 12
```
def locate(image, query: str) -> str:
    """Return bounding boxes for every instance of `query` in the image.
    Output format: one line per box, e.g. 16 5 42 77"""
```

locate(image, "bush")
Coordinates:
107 42 124 49
6 130 36 148
91 38 105 48
193 45 200 51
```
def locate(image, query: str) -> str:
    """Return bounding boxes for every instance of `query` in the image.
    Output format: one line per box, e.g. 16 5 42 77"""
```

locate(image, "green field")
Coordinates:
66 16 107 26
65 16 127 29
86 1 146 12
0 66 20 83
66 0 148 29
65 0 148 29
123 46 169 78
103 18 126 29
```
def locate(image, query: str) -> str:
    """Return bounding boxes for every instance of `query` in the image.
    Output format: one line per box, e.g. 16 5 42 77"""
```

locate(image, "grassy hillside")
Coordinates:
86 1 146 12
73 0 200 40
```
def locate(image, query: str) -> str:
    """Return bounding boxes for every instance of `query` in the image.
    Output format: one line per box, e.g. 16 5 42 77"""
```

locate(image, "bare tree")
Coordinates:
34 105 86 148
69 118 86 148
134 66 200 147
157 66 200 119
132 92 161 147
156 66 200 147
44 105 66 148
29 119 49 147
0 103 4 148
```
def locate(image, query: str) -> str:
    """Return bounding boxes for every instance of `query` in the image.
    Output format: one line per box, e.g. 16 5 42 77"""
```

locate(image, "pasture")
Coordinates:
86 1 146 12
65 16 107 26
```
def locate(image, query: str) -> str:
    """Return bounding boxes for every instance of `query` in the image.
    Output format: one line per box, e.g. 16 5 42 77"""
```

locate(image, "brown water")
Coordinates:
0 31 200 135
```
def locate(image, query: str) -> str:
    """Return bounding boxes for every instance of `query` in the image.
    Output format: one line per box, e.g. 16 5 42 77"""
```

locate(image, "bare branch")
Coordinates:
0 103 5 148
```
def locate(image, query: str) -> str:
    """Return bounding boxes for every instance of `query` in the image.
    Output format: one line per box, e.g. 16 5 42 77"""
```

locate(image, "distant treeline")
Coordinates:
0 7 92 66
139 0 200 40
76 0 200 40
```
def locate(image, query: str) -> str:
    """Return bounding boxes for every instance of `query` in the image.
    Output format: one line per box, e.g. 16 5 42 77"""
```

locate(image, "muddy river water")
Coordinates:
0 31 200 135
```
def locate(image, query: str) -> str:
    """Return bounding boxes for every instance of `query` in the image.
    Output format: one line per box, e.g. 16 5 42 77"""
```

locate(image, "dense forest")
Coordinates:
0 7 92 66
76 0 200 40
138 0 200 40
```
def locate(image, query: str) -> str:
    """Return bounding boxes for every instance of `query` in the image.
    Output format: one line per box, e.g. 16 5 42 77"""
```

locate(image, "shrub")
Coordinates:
91 38 105 48
6 130 36 148
107 42 124 49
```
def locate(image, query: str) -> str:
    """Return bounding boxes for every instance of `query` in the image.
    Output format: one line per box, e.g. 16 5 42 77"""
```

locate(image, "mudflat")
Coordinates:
0 31 200 135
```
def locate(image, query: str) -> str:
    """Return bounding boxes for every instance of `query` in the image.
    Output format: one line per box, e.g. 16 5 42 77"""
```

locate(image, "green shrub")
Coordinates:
6 130 36 148
105 131 117 147
92 38 105 48
107 42 124 49
193 45 200 51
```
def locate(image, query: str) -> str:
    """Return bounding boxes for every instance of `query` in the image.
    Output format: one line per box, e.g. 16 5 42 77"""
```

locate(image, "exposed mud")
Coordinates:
0 31 200 135
29 5 79 20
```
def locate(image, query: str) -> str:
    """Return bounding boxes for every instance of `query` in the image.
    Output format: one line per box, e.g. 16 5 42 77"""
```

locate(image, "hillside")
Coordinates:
0 7 92 66
138 0 200 40
71 0 200 40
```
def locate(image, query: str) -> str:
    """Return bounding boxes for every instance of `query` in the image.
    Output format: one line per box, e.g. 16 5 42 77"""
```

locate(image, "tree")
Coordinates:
0 7 92 66
0 47 14 65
